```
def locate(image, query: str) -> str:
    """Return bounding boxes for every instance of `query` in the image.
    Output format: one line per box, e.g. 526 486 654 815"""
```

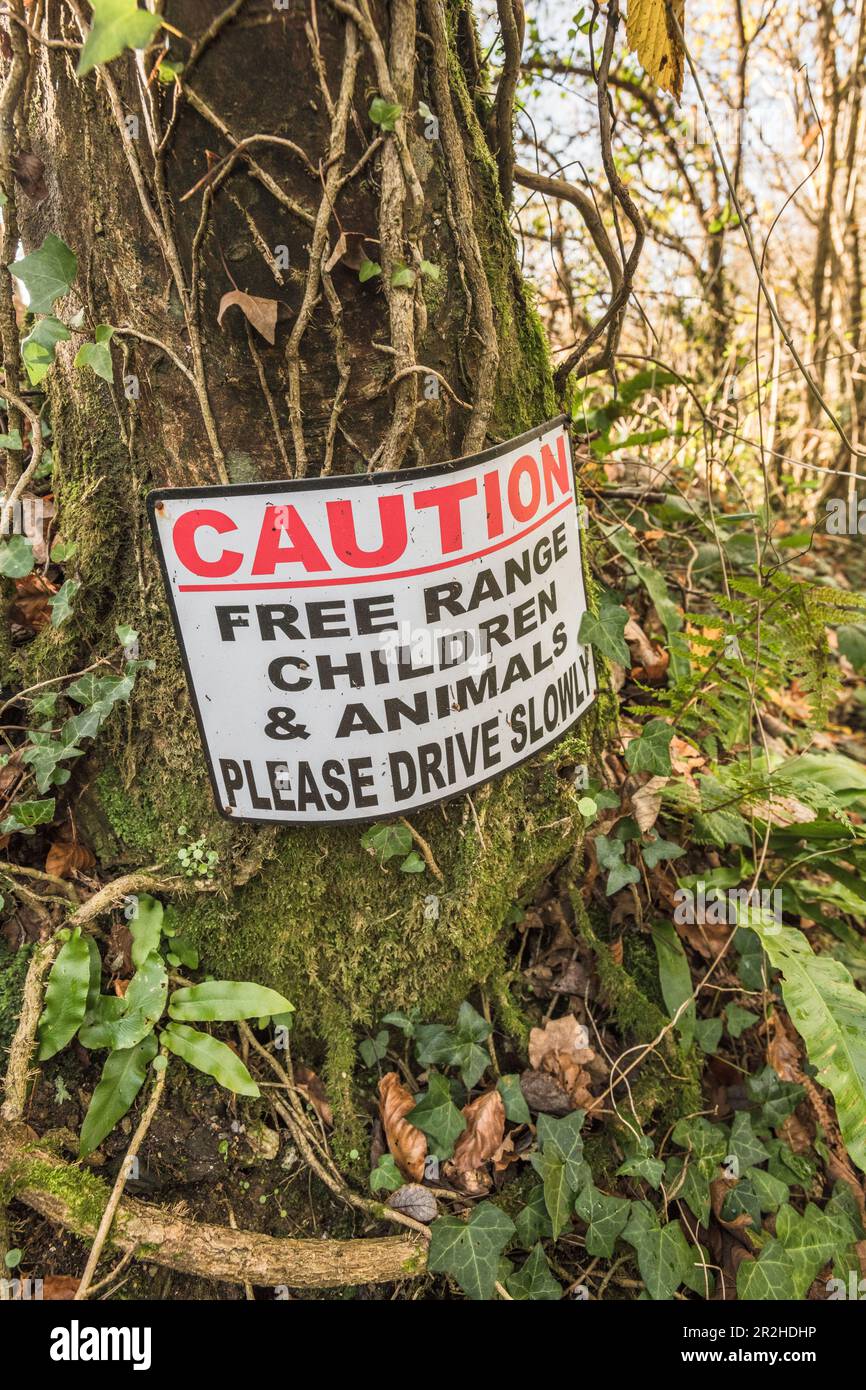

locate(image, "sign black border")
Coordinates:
146 414 596 826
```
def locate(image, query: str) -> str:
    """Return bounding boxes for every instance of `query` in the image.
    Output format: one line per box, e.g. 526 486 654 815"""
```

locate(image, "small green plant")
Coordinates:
36 894 294 1156
176 827 219 879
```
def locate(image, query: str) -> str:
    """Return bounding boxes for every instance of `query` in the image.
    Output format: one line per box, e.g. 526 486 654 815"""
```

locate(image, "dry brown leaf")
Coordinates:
624 616 669 682
218 290 279 345
450 1089 506 1173
378 1071 427 1181
41 1275 81 1299
294 1063 333 1128
630 775 669 833
767 1009 802 1084
609 937 624 966
529 1014 596 1109
46 839 95 880
519 1068 573 1115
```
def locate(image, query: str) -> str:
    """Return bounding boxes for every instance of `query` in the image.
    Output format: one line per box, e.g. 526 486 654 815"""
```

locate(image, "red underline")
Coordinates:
176 496 575 592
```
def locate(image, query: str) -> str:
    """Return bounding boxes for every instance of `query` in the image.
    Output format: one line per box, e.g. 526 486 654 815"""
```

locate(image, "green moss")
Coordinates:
0 940 32 1066
7 1154 110 1237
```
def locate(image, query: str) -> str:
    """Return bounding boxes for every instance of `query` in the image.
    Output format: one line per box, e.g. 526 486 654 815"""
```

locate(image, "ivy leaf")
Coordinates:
49 578 81 627
1 797 55 835
22 316 70 385
641 834 684 869
694 1016 723 1053
622 1201 695 1300
161 1022 260 1097
407 1073 466 1159
359 258 381 283
0 429 22 449
428 1202 515 1300
728 1110 771 1171
579 600 630 665
625 719 674 775
726 1002 758 1039
514 1185 553 1245
77 0 163 77
574 1179 632 1257
74 325 114 382
8 234 77 313
537 1110 587 1190
497 1073 531 1125
169 980 294 1023
369 1154 403 1193
419 260 440 281
361 821 412 864
37 928 91 1059
504 1243 562 1301
368 96 402 131
594 834 640 895
79 1033 158 1156
617 1152 665 1188
399 850 425 873
390 263 415 288
0 534 34 579
533 1150 573 1239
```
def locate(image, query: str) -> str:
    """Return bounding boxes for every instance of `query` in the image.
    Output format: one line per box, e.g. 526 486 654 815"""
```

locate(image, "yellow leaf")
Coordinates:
626 0 685 101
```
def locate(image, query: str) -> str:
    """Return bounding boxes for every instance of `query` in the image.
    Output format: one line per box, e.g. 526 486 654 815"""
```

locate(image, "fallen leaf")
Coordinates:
450 1089 506 1173
519 1068 573 1115
630 775 669 833
386 1184 437 1223
528 1014 596 1110
39 1275 81 1299
767 1009 802 1084
294 1063 333 1128
625 616 669 682
218 290 279 345
378 1071 427 1181
46 839 95 879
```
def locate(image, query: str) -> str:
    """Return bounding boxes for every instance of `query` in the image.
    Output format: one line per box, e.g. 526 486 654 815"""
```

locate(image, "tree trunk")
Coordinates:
13 0 599 1125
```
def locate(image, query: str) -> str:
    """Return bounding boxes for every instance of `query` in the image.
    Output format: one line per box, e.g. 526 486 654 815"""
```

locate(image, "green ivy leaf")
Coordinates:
578 600 630 665
0 429 22 449
497 1073 531 1125
161 1021 260 1097
361 821 412 863
574 1179 632 1257
625 719 675 775
390 263 415 288
641 834 684 869
695 1016 724 1053
79 1033 158 1155
537 1109 587 1190
74 325 114 382
49 578 81 627
622 1201 696 1301
369 1153 403 1193
358 258 381 283
1 797 55 835
8 235 77 314
368 96 402 131
77 0 163 77
427 1202 515 1300
514 1185 553 1245
407 1073 466 1159
504 1243 562 1300
726 1002 758 1039
21 316 70 385
0 534 34 579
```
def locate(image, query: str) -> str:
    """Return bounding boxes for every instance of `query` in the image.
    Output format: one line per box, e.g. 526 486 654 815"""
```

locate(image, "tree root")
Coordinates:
0 1122 426 1291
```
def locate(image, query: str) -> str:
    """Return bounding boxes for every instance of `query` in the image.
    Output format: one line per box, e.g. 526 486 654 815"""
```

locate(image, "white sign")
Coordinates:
148 417 597 825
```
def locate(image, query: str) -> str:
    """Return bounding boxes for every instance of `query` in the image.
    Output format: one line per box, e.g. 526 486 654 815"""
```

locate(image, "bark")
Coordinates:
0 1122 425 1289
10 0 599 1123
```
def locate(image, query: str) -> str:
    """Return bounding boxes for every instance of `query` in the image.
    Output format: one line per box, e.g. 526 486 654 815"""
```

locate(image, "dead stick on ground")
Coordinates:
74 1056 168 1301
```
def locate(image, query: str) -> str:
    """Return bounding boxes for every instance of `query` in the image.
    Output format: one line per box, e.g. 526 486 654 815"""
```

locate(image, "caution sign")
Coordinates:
147 417 596 825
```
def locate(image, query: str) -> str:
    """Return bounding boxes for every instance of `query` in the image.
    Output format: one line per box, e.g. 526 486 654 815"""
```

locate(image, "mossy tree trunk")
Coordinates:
13 0 602 1117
